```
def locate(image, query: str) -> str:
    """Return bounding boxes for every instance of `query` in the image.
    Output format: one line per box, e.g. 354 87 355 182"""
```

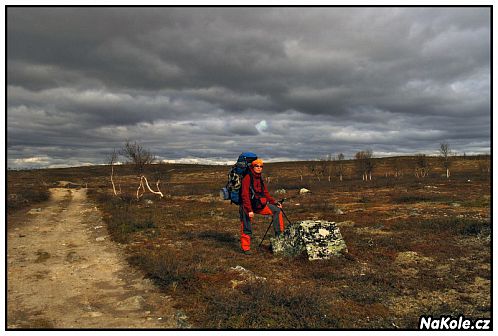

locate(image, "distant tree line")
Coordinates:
304 143 490 183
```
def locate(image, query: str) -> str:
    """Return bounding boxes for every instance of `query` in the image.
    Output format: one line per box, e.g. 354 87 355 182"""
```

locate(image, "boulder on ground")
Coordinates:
335 208 345 215
229 265 266 288
270 220 348 260
299 188 311 194
28 208 42 214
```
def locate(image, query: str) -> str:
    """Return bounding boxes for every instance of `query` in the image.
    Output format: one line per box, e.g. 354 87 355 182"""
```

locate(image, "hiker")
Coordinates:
239 159 284 254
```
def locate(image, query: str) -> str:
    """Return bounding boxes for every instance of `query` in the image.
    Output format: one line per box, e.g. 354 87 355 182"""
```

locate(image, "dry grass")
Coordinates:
7 156 491 329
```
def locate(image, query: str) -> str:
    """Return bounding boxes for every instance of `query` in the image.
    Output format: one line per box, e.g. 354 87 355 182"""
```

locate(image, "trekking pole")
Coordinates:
258 198 287 248
280 208 293 226
258 219 273 249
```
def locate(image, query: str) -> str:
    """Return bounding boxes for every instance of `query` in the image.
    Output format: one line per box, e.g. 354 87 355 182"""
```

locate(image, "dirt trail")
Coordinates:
7 188 180 329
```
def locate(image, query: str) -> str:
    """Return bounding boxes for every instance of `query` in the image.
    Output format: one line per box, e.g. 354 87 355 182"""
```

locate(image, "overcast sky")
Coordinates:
7 7 491 168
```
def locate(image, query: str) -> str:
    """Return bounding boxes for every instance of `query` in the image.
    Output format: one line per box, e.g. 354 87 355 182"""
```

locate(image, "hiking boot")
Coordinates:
242 249 252 255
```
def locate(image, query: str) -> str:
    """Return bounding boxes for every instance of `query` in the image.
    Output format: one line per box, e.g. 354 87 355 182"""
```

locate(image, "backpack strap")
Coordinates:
248 171 265 200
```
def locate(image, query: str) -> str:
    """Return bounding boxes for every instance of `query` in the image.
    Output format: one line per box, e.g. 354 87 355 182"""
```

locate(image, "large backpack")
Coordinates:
220 152 258 205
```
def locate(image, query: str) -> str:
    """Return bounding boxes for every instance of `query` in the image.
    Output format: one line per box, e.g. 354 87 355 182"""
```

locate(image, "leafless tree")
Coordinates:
414 154 430 178
121 140 156 175
120 140 164 200
477 159 490 175
439 143 452 178
306 161 317 181
335 153 345 182
392 158 404 178
297 165 305 182
107 148 121 196
355 150 374 181
263 166 276 185
306 160 325 182
324 154 334 182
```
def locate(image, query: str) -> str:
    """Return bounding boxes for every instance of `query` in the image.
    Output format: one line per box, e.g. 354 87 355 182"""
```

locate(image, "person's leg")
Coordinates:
259 204 285 235
239 206 252 251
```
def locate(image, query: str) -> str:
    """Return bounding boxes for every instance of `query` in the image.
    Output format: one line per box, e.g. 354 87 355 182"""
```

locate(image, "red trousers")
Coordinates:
239 203 284 251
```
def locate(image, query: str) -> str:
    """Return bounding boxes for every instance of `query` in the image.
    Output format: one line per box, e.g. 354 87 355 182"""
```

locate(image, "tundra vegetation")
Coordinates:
7 153 491 329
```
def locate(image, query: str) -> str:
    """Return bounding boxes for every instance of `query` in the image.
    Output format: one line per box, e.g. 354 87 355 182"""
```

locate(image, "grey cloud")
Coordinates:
6 7 490 168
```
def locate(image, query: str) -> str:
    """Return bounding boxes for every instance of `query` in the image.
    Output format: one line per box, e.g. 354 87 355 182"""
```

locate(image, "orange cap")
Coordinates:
252 159 264 166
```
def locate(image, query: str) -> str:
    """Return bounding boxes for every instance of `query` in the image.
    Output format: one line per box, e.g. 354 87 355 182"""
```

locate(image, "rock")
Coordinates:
175 310 190 328
116 295 145 311
299 188 311 194
451 203 461 207
65 251 82 263
230 265 266 281
275 189 286 194
229 265 266 288
35 251 51 263
335 208 344 215
271 220 348 260
28 208 42 214
395 251 433 265
145 199 154 205
95 237 106 242
269 223 305 258
337 220 355 227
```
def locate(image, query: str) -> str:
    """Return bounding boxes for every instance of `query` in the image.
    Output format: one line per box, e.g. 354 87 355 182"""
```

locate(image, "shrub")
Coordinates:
202 280 339 329
392 217 490 236
391 193 452 204
94 193 156 243
106 213 155 243
455 219 490 236
128 248 199 289
7 188 50 213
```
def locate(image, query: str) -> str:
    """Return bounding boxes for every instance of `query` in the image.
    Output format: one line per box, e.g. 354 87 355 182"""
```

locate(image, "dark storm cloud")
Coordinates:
6 7 490 168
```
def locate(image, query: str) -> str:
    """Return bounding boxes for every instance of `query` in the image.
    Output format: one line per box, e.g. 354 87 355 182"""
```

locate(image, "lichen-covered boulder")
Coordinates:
270 220 348 260
269 221 305 257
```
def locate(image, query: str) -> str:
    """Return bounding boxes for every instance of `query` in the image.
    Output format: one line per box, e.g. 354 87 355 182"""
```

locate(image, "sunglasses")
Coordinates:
254 165 263 168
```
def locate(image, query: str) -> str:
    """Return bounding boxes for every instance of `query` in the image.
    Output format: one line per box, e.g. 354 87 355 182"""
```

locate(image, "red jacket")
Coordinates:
240 167 275 214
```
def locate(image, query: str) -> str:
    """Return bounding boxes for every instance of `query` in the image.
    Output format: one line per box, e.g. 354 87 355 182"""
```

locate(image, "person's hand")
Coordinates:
276 202 283 209
248 212 254 218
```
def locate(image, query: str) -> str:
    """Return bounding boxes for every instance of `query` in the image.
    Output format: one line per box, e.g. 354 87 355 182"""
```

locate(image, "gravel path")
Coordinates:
7 188 180 329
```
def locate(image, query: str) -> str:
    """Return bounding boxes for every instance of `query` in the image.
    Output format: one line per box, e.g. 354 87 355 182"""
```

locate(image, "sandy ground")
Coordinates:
7 188 180 329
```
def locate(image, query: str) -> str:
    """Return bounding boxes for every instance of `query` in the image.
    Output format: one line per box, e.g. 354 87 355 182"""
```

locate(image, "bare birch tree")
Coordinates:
297 165 305 182
355 150 374 181
306 160 326 182
120 140 164 199
414 154 430 178
107 148 121 196
335 153 345 182
478 159 490 176
439 143 452 178
392 158 403 178
325 154 334 182
121 140 156 175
